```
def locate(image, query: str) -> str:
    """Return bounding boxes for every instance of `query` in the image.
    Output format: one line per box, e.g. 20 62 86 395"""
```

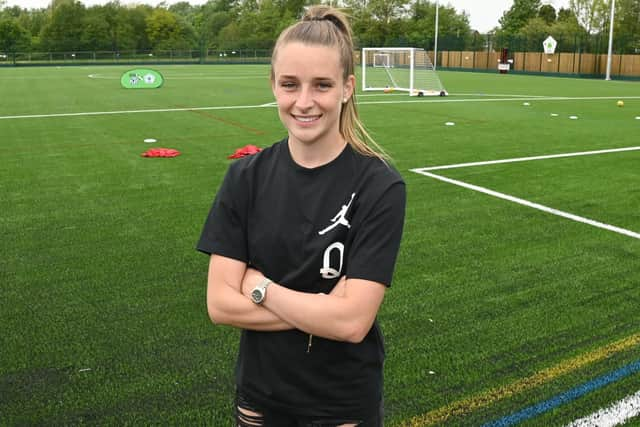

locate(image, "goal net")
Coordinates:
362 47 448 96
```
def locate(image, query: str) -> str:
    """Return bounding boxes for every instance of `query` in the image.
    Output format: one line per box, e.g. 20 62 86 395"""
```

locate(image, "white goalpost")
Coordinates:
362 47 448 97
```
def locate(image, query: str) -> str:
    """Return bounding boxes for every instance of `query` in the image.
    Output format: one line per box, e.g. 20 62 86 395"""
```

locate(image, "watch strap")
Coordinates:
258 277 272 291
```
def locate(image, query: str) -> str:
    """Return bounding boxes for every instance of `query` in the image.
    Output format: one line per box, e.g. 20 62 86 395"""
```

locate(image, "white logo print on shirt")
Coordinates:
318 193 356 235
318 193 356 279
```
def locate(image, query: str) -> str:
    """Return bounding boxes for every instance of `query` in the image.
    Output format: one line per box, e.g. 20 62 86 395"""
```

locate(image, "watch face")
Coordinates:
251 288 263 303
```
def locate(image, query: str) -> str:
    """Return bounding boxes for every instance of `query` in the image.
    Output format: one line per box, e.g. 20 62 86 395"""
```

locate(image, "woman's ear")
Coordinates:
343 74 356 102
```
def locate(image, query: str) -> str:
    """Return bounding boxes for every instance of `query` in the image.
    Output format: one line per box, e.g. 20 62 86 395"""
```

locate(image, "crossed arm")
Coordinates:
206 254 386 343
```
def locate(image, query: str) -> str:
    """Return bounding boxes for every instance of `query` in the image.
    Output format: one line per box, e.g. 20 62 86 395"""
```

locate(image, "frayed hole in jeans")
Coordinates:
236 405 264 427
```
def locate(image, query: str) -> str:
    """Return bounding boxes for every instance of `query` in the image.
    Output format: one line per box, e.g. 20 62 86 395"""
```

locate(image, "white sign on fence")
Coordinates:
543 36 557 54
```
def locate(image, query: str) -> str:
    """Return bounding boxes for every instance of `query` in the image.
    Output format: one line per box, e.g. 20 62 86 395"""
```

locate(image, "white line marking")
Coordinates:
410 169 640 240
566 389 640 427
158 76 269 80
0 103 275 120
357 93 406 97
414 146 640 172
88 73 267 80
359 95 640 106
3 94 639 121
452 92 549 98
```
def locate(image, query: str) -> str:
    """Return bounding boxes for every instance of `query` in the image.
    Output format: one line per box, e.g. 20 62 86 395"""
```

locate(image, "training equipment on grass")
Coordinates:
362 47 448 97
141 148 180 157
617 100 624 107
121 69 164 89
228 144 262 159
144 138 157 143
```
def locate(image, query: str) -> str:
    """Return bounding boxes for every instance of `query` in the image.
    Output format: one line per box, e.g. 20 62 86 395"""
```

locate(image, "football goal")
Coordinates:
362 47 448 96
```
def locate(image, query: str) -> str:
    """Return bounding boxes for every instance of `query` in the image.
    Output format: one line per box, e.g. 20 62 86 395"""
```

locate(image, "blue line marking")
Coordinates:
483 359 640 427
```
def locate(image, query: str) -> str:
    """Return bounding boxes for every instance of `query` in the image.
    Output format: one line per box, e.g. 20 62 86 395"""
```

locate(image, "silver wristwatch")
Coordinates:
250 277 272 304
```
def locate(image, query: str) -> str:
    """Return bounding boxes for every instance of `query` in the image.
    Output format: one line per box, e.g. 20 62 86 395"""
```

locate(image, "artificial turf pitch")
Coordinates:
1 65 639 426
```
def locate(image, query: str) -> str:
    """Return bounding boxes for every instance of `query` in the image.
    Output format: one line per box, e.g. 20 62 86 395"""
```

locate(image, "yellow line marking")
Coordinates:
400 332 640 426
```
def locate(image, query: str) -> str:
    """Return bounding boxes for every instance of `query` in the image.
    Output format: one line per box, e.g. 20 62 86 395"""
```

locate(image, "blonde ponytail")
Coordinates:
271 5 389 161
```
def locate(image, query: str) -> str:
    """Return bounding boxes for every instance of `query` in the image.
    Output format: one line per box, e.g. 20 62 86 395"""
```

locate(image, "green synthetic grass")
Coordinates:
1 65 639 426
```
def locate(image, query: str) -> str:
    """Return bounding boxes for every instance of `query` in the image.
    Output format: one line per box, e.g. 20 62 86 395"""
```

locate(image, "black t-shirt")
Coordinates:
197 138 405 417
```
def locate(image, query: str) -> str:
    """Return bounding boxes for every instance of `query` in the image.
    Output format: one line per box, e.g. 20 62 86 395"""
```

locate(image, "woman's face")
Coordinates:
272 42 354 148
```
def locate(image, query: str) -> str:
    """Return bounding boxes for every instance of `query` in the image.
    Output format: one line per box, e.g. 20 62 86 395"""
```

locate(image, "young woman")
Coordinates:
197 6 406 426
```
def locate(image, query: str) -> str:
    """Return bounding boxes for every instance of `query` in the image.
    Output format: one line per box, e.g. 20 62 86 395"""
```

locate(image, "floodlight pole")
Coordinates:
433 0 439 70
605 0 616 81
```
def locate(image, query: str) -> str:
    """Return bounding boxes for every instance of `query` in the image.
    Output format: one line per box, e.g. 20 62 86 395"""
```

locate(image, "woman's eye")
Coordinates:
317 82 333 90
281 82 296 89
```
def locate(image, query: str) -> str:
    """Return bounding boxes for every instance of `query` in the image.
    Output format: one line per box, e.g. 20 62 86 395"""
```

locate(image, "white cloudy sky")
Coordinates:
7 0 571 33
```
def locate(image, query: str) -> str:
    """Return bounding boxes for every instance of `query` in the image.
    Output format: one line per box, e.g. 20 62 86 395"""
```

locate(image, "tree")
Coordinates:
39 0 86 51
404 1 471 49
519 17 551 50
214 0 297 49
538 4 557 24
146 8 180 49
13 7 47 50
273 0 306 18
78 3 135 51
124 5 153 50
1 5 23 19
215 20 242 49
199 8 233 49
613 0 640 53
367 0 406 25
145 8 196 50
81 7 111 50
549 9 586 52
569 0 608 34
169 1 197 21
0 18 31 62
344 0 376 45
557 7 577 22
499 0 542 35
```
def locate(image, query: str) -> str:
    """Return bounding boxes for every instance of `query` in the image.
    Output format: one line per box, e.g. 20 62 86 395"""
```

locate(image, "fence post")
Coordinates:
618 53 623 77
539 51 542 73
577 49 582 76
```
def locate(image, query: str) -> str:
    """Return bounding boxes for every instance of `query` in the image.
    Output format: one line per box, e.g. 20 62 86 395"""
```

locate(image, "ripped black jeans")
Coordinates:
235 390 384 427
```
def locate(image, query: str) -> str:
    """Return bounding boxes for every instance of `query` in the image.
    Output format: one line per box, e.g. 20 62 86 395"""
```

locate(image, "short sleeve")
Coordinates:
346 182 406 287
196 163 249 262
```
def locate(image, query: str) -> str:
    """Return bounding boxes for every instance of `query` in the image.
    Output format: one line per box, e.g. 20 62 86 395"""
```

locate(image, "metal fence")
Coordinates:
0 49 273 66
2 44 638 78
379 33 640 78
436 50 640 78
432 33 640 55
